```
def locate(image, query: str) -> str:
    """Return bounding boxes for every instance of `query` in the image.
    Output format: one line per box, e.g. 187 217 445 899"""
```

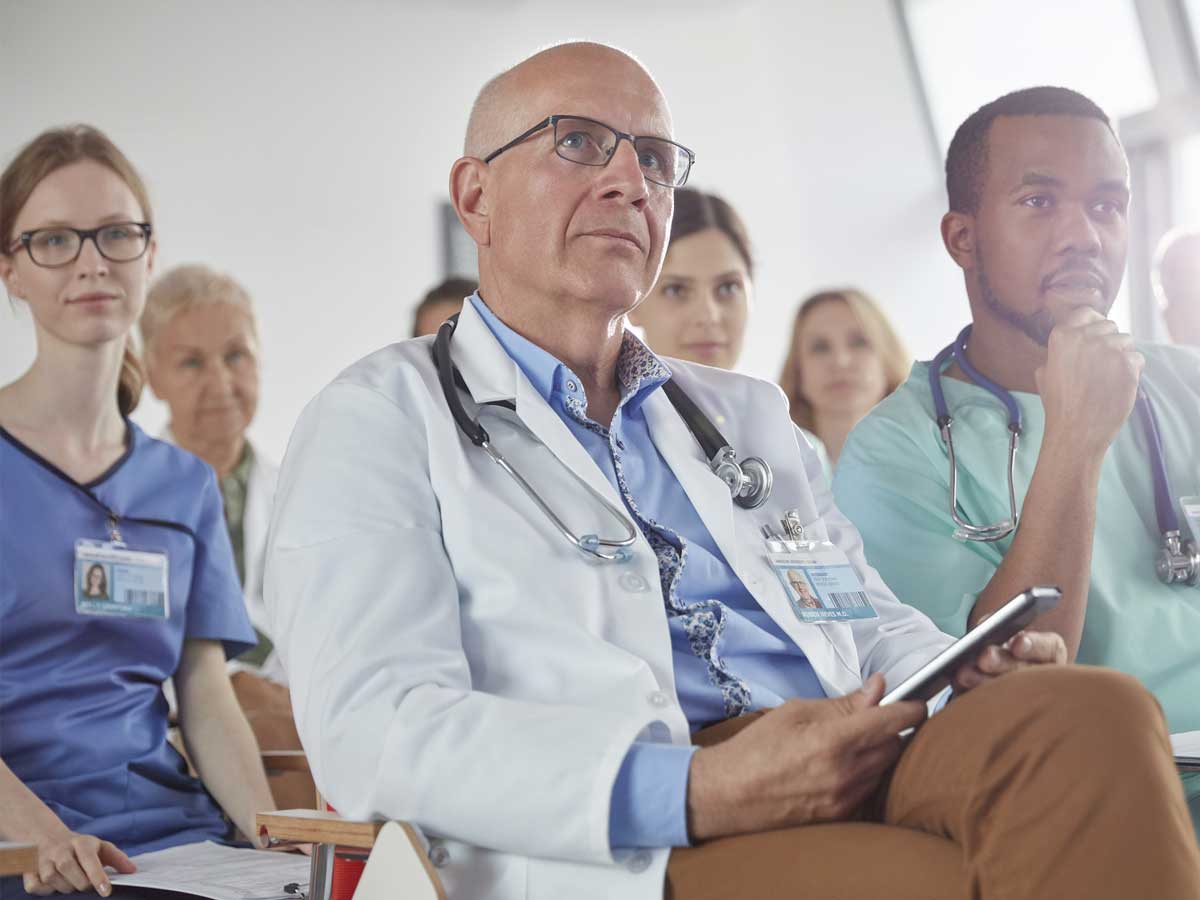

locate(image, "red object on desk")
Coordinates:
327 803 367 900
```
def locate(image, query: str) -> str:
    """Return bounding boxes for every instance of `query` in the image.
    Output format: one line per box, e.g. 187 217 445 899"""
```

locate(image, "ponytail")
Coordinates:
117 341 145 416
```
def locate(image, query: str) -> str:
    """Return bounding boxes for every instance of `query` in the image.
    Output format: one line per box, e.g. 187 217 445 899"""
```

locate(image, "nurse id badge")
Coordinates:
766 539 878 623
75 540 169 619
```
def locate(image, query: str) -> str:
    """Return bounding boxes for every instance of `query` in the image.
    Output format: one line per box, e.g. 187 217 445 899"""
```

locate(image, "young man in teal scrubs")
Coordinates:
833 86 1200 835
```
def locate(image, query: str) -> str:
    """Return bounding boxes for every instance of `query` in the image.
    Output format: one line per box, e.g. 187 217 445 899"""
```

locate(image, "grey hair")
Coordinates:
141 263 257 360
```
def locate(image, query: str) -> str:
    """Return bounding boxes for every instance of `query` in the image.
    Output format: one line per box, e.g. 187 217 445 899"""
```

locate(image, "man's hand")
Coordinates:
686 674 925 841
952 629 1067 693
1036 307 1144 457
23 829 136 896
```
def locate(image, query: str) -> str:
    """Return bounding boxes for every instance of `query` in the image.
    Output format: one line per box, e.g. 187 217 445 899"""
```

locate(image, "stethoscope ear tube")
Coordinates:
434 315 490 447
1137 387 1200 585
661 379 773 509
930 327 1020 543
432 315 637 561
432 316 776 563
930 326 1196 584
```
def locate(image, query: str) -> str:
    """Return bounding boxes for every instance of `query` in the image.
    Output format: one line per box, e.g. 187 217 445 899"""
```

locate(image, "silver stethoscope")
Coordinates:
434 314 773 562
929 324 1198 586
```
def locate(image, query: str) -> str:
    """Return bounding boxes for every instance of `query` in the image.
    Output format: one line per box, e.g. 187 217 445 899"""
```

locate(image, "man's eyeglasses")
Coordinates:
484 115 695 189
8 222 153 269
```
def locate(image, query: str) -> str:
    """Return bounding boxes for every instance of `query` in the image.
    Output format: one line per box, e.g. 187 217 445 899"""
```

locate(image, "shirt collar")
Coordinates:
469 292 671 415
228 441 255 486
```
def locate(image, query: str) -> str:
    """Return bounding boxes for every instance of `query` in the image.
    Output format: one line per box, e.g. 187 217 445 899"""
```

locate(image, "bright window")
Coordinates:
903 0 1160 156
1188 0 1200 52
1176 133 1200 229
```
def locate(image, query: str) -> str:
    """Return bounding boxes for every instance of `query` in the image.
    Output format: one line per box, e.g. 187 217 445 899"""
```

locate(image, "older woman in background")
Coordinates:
141 265 312 805
778 289 910 470
630 187 751 370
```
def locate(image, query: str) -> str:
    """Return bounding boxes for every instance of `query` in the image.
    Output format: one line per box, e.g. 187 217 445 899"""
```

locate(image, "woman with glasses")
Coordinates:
0 126 273 898
778 289 910 471
630 188 751 373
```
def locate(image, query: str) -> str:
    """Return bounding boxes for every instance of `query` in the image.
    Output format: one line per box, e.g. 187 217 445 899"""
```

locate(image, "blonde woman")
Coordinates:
0 126 273 898
778 289 910 470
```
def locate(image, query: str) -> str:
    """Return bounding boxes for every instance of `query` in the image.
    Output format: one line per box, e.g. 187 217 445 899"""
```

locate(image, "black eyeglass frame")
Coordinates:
8 222 154 268
482 114 696 188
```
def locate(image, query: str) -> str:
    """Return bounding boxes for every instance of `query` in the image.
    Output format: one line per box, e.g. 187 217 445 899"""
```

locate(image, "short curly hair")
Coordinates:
945 86 1113 214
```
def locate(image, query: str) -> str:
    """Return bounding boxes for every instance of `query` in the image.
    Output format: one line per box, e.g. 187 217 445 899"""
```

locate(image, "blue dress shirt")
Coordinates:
470 294 827 849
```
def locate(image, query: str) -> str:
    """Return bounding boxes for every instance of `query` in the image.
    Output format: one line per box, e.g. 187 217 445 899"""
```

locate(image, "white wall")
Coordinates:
0 0 961 462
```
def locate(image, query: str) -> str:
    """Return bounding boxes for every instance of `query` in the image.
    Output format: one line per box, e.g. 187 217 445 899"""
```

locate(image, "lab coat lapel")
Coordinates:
642 386 742 571
450 301 626 508
643 377 860 694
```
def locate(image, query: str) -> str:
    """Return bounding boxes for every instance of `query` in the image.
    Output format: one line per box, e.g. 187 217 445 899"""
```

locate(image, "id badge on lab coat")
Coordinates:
766 539 879 624
75 539 169 619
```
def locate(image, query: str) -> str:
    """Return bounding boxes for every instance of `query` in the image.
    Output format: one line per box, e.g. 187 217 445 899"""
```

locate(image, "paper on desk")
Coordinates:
110 842 308 900
1171 731 1200 767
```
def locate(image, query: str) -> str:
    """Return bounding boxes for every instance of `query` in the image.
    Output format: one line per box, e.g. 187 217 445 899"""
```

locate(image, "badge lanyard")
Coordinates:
17 443 194 620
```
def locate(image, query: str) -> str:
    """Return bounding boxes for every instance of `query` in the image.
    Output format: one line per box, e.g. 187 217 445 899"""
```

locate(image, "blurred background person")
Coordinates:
0 125 272 898
1153 228 1200 347
778 288 910 470
141 264 312 808
411 275 477 337
629 187 750 371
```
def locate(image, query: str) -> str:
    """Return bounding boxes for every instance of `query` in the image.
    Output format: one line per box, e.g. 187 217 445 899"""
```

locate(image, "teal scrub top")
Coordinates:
798 428 833 483
833 341 1200 831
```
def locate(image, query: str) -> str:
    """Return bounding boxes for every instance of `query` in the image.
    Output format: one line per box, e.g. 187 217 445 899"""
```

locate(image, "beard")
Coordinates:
976 244 1056 348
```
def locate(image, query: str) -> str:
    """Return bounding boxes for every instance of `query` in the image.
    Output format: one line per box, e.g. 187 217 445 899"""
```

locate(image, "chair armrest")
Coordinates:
256 810 385 850
0 842 38 876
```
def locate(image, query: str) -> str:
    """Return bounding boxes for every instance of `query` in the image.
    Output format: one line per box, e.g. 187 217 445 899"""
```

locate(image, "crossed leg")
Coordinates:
667 666 1200 900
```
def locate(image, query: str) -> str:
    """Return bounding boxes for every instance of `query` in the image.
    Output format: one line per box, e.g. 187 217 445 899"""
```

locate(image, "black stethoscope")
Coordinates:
929 324 1198 586
433 314 773 562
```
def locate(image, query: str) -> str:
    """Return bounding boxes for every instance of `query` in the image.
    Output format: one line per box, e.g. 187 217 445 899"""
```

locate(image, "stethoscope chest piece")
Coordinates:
1156 532 1200 586
711 449 772 510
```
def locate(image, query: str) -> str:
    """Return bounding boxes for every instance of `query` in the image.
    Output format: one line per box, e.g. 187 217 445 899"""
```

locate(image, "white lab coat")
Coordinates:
264 301 953 900
239 449 284 682
161 428 284 682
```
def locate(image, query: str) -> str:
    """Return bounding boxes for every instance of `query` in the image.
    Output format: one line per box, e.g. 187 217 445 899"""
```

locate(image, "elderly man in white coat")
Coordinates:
265 43 1200 900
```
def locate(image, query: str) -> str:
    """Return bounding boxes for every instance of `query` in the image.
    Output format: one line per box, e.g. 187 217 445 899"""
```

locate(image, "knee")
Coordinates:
988 665 1166 749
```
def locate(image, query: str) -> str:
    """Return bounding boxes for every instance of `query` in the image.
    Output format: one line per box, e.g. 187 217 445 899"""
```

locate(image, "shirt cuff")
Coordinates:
929 685 954 714
609 741 698 850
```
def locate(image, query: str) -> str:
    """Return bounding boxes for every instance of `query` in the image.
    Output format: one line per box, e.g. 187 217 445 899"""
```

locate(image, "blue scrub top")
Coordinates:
0 421 255 857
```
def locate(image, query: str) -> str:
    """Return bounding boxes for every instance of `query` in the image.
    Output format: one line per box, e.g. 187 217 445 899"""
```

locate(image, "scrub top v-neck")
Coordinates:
0 420 255 855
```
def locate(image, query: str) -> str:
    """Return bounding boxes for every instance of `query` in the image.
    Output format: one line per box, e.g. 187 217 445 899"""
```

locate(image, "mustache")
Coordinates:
1040 261 1109 294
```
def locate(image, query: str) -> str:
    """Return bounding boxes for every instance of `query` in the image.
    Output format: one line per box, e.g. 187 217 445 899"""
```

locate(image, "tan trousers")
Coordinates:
666 666 1200 900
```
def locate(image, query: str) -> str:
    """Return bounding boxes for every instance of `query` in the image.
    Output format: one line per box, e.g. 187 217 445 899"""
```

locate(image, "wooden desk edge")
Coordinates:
256 810 385 848
0 842 38 876
260 750 311 773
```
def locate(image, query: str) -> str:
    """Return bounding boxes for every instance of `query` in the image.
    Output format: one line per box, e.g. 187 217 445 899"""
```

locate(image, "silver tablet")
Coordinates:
880 585 1062 706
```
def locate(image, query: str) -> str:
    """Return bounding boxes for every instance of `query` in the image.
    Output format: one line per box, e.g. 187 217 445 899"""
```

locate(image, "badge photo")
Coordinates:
765 539 879 624
75 539 170 620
